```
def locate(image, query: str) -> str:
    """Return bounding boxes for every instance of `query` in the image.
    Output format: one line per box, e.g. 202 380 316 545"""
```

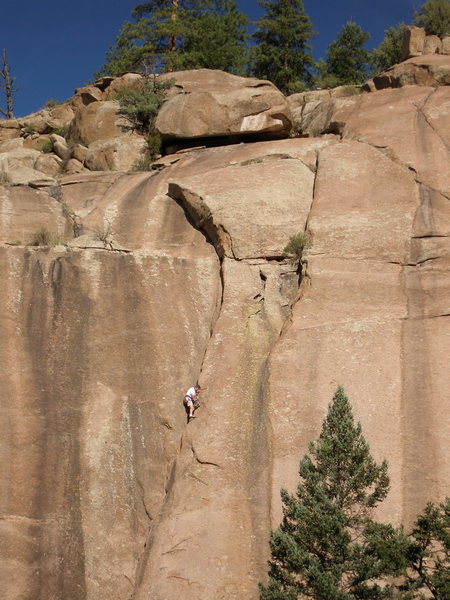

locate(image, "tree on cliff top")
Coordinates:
323 21 371 86
414 0 450 37
260 386 409 600
250 0 316 94
371 23 406 73
95 0 248 78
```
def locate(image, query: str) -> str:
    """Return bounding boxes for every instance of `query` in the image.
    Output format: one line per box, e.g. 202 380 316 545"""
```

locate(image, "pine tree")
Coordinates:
250 0 316 94
178 0 248 72
371 23 406 73
414 0 450 37
260 387 410 600
95 0 248 78
401 498 450 600
324 21 371 86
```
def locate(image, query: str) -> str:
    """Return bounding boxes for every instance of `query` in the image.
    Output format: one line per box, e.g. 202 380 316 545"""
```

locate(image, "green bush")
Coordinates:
22 124 37 136
0 172 11 184
41 140 54 153
45 99 60 109
239 158 263 166
28 227 61 247
52 124 69 138
115 74 173 162
283 232 311 262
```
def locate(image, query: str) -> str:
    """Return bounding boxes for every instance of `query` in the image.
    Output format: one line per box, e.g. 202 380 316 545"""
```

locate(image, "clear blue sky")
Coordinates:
2 0 418 117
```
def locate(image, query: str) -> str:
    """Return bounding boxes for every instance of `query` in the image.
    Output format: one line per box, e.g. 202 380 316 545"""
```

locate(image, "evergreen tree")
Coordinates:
371 23 406 73
250 0 316 94
180 0 248 72
260 387 410 600
324 21 371 85
413 0 450 37
401 498 450 600
95 0 248 78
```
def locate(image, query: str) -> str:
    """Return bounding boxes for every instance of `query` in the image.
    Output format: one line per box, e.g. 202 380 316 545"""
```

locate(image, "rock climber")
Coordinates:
184 385 201 421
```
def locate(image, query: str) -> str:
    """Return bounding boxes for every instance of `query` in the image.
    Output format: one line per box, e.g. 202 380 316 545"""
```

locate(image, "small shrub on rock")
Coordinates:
41 140 54 153
52 124 70 138
45 99 60 109
28 227 61 247
115 74 173 162
283 232 311 263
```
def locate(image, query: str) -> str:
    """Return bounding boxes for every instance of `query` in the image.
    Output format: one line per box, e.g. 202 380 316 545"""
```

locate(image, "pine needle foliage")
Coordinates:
250 0 316 94
95 0 248 77
260 387 410 600
413 0 450 37
402 497 450 600
114 74 173 162
115 75 171 134
325 21 371 85
371 23 406 73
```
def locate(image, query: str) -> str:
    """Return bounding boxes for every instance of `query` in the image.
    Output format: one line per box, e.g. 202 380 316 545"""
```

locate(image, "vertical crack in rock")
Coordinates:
128 177 308 598
415 88 450 155
399 175 445 524
131 447 182 598
129 191 227 599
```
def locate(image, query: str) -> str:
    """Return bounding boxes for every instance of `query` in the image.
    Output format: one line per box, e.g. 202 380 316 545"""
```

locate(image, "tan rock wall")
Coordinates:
0 197 221 599
0 81 449 600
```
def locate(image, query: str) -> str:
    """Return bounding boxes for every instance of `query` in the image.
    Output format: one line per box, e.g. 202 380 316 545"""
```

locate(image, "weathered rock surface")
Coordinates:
18 104 74 134
84 136 147 171
0 149 57 186
68 100 126 146
402 25 426 59
372 54 450 89
402 25 450 59
70 84 103 110
0 76 449 600
0 185 66 243
329 86 450 198
288 87 363 137
155 69 293 142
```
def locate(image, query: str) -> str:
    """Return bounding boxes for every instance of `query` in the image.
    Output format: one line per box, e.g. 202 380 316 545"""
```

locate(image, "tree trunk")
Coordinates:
167 0 180 72
0 49 16 119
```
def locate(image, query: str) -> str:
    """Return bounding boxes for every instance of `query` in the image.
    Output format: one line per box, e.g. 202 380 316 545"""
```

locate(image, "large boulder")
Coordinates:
402 25 426 60
155 69 293 142
0 119 21 141
68 100 126 146
34 153 63 176
0 149 57 186
18 104 74 135
373 54 450 89
104 73 144 97
70 85 103 110
84 136 147 171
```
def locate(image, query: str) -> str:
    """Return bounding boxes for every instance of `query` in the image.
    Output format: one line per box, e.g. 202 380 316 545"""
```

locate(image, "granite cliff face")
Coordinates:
1 59 449 600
